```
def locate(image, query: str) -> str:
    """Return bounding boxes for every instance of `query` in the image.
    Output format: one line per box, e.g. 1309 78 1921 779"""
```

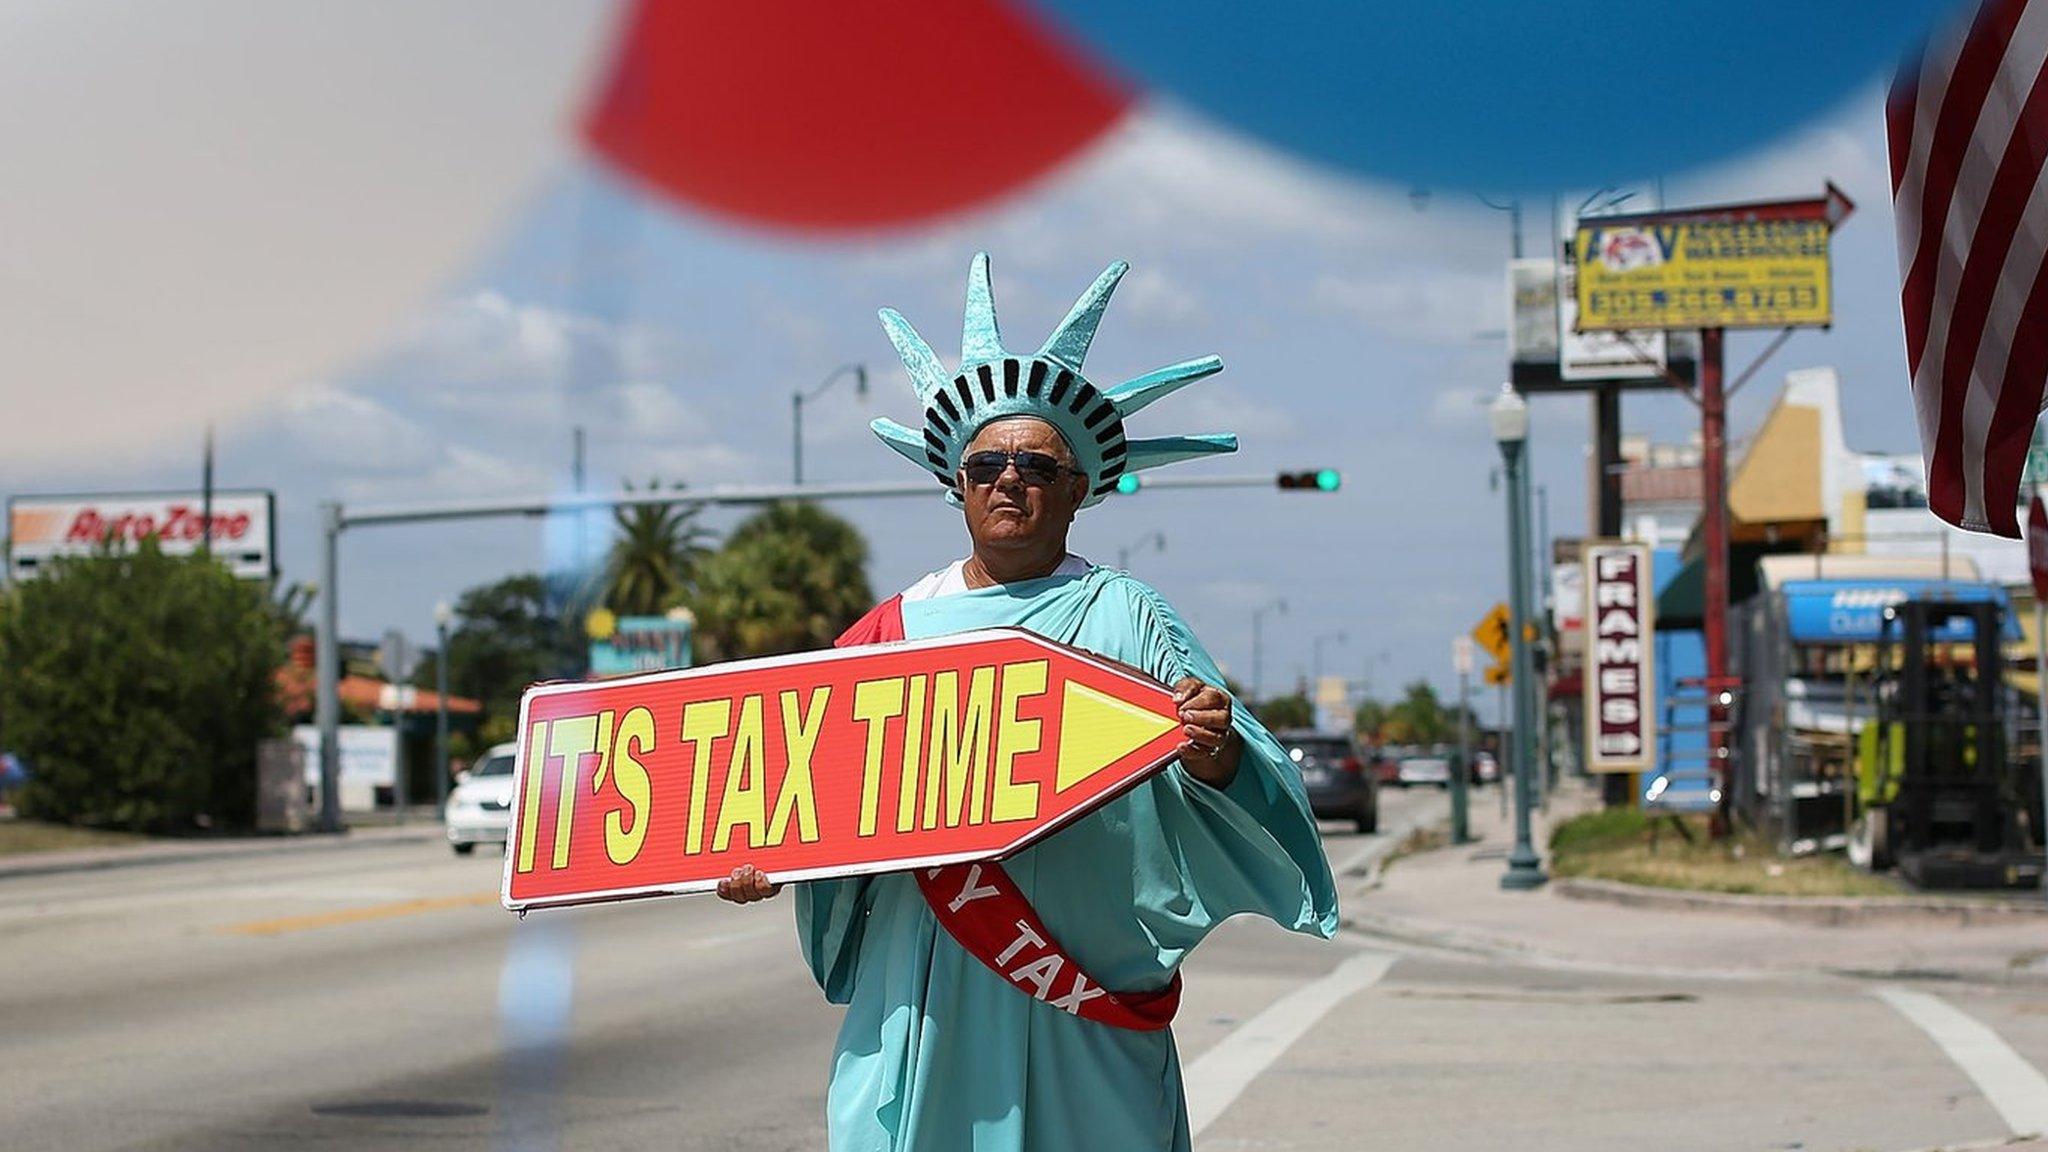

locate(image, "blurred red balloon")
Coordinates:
583 0 1130 231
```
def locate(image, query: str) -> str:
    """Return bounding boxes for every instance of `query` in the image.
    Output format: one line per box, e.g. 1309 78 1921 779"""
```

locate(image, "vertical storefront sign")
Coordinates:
1582 541 1655 772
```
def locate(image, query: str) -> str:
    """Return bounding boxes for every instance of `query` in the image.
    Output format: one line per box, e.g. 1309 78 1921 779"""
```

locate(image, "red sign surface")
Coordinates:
501 628 1184 911
1583 541 1655 773
2030 496 2048 601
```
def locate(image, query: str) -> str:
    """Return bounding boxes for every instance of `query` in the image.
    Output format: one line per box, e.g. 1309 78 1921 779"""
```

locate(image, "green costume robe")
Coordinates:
795 565 1339 1151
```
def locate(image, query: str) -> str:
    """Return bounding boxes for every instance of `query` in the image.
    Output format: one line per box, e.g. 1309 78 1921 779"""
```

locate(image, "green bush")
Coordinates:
0 541 285 832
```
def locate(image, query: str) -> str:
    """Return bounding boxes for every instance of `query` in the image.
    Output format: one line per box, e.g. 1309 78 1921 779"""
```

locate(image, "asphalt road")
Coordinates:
3 785 2044 1152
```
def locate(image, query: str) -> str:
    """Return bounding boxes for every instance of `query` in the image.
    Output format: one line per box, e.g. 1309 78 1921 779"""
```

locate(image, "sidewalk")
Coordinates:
1347 782 2048 981
0 818 446 882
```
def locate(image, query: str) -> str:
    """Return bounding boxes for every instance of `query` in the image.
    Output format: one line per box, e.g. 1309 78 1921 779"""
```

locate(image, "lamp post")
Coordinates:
1251 598 1288 704
1491 384 1547 890
1311 630 1347 687
1116 530 1166 571
434 600 453 822
792 363 868 485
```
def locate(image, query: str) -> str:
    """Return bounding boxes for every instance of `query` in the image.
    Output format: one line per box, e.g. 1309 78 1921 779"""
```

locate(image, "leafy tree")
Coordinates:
1354 697 1391 743
0 541 285 831
1375 679 1478 746
692 502 872 660
1254 693 1315 731
445 574 583 720
603 482 711 616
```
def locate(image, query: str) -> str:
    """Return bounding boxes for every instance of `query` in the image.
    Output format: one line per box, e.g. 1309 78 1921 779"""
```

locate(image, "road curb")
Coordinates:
1554 876 2048 927
0 824 447 882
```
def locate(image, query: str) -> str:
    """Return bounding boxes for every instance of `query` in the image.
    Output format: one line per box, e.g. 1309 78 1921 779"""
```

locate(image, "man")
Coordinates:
720 254 1337 1151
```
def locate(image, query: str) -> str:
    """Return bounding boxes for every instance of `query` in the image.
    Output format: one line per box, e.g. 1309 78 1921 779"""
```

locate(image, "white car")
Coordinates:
1395 754 1452 788
446 742 516 855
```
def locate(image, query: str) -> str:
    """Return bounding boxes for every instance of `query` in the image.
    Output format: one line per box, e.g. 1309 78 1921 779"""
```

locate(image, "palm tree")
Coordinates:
603 481 712 617
692 502 872 660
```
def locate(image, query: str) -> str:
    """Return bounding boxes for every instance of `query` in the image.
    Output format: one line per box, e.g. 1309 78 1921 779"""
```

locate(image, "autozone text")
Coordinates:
64 505 252 545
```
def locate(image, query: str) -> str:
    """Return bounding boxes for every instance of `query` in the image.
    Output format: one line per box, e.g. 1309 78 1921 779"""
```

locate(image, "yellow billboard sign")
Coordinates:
1571 188 1850 332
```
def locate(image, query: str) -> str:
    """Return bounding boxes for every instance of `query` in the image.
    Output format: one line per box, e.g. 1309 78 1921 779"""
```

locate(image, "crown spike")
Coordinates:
1037 260 1128 369
1124 433 1238 473
879 308 950 398
961 252 1006 365
870 418 933 471
1106 355 1224 418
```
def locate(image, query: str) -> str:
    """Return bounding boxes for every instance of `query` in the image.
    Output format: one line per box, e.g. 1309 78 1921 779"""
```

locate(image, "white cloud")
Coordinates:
274 383 442 474
1309 268 1499 345
1115 265 1203 326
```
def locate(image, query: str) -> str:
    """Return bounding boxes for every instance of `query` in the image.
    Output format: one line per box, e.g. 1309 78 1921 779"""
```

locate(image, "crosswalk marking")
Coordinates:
1873 986 2048 1136
1185 949 1396 1136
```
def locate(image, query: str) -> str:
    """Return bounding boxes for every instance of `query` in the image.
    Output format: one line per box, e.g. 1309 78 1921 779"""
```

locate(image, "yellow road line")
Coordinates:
220 892 498 936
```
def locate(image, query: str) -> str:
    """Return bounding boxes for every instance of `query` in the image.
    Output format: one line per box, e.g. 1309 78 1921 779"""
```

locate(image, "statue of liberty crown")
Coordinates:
871 252 1237 508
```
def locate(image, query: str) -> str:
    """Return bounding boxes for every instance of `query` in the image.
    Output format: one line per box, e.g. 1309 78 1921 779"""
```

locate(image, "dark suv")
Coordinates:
1275 729 1378 833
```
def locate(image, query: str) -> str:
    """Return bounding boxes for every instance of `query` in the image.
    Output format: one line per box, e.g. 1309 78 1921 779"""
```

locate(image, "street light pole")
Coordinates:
1116 530 1165 571
316 502 343 833
1251 598 1288 704
434 600 453 822
793 363 868 486
1492 384 1547 890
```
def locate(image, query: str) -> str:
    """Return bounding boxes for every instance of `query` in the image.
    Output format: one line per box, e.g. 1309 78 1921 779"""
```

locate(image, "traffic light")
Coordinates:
1115 474 1142 495
1276 469 1341 492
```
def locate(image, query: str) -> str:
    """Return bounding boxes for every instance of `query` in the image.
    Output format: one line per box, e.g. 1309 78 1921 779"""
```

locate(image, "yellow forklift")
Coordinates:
1852 598 2044 890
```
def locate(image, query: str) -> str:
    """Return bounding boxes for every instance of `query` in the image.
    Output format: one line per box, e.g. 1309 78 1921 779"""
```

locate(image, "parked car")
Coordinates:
1394 751 1453 789
1277 729 1378 833
446 742 517 855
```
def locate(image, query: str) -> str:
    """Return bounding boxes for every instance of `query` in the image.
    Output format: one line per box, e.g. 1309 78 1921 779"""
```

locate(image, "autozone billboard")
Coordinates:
7 491 276 580
1582 541 1655 773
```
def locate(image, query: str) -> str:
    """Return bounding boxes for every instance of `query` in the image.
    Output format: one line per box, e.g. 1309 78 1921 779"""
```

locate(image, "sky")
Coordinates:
0 75 1954 711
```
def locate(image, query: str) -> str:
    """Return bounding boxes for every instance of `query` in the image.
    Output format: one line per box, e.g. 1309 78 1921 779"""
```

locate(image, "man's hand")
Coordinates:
716 864 781 904
1172 677 1240 788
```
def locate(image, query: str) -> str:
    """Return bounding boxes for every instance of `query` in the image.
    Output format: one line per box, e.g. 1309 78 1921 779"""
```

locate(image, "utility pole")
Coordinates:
572 425 588 573
200 424 215 558
435 601 453 822
1251 598 1287 704
1700 326 1732 836
1451 636 1474 844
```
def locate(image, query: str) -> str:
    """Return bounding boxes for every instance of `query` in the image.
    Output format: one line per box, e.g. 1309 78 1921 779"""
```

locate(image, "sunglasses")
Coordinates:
960 450 1079 487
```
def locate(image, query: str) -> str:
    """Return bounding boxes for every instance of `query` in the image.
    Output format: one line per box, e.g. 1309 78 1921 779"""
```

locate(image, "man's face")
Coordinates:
958 417 1088 552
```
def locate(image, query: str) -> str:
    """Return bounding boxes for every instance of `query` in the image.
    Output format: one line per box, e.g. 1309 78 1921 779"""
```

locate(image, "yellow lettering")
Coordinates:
515 720 547 874
545 714 602 870
713 694 768 853
852 677 904 837
680 698 732 856
925 666 995 829
992 660 1047 823
767 688 828 846
898 673 927 833
599 707 654 865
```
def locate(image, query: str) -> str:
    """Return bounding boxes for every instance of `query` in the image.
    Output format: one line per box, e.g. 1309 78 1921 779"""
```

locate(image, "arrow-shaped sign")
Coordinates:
501 628 1184 911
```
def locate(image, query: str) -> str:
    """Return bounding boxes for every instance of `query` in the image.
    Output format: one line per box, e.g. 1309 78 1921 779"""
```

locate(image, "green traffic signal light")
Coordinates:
1116 474 1141 495
1276 469 1341 491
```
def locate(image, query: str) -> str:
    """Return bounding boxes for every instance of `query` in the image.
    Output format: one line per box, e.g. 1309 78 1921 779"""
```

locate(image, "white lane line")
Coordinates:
1185 950 1396 1136
1872 986 2048 1136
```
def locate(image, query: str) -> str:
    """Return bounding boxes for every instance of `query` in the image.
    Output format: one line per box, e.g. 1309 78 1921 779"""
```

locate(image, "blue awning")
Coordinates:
1778 580 2018 644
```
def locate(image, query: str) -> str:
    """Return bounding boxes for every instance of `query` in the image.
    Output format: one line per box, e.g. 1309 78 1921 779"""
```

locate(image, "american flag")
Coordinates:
1891 0 2048 538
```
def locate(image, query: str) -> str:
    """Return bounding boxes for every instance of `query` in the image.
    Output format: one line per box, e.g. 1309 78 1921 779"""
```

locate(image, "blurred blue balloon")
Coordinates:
1027 0 1948 189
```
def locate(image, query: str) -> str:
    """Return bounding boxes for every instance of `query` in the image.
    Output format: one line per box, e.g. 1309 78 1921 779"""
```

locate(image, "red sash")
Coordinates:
834 595 1182 1032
